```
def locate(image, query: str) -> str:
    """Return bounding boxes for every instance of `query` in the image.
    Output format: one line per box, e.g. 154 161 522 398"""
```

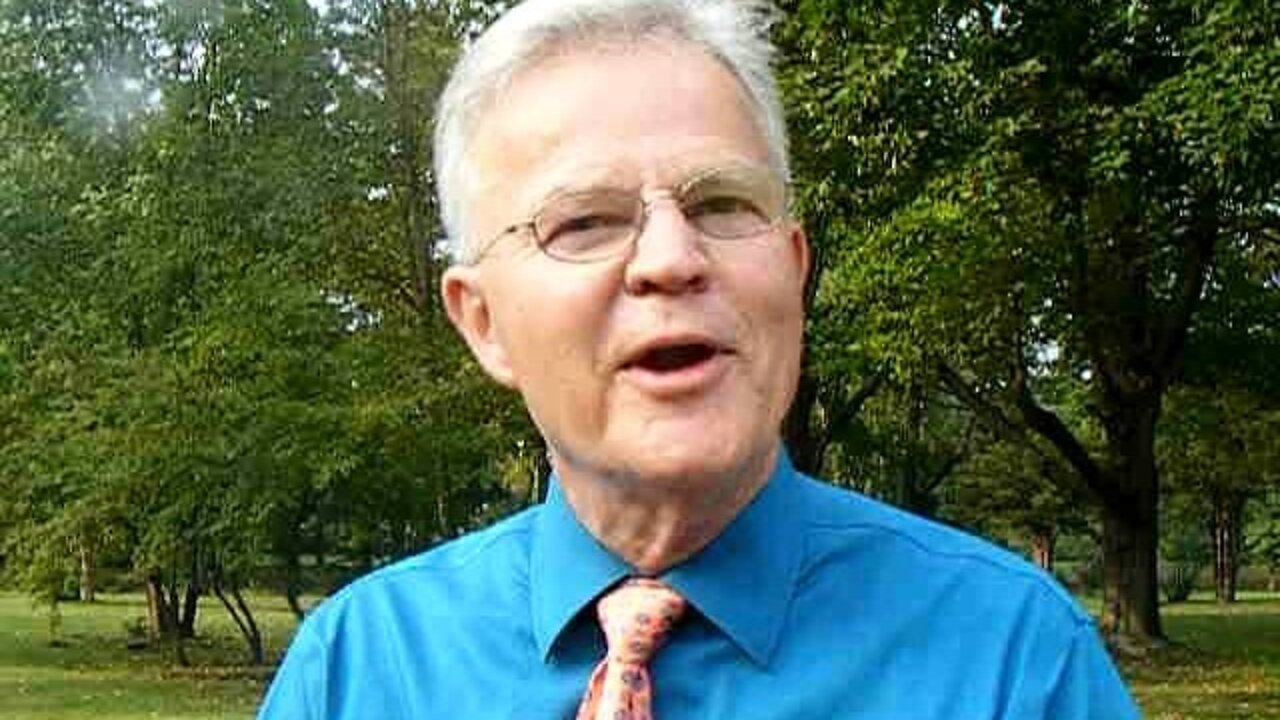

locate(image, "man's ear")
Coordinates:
441 265 518 388
788 221 811 285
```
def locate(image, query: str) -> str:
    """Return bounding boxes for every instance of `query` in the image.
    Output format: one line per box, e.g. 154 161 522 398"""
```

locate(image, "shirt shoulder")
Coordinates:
795 473 1090 626
258 507 545 719
782 474 1140 718
304 505 540 636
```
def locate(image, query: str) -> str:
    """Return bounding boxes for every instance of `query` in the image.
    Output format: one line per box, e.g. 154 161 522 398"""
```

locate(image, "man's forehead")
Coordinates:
461 40 770 233
501 145 770 200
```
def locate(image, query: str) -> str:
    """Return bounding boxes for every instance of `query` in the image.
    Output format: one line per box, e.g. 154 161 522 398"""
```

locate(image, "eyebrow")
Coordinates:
533 158 775 201
527 167 636 205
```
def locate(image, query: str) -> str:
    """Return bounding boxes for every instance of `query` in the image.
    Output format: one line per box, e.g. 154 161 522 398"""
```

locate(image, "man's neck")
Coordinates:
553 445 777 575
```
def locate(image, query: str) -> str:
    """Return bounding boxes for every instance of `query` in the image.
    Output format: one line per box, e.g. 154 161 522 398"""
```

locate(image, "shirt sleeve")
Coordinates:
257 621 328 720
1036 620 1143 720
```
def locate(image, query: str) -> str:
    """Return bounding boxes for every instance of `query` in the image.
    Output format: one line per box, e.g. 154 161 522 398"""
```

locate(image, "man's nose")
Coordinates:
622 196 711 296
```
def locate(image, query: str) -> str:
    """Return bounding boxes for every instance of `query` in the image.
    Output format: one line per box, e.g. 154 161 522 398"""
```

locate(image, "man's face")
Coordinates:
442 40 808 491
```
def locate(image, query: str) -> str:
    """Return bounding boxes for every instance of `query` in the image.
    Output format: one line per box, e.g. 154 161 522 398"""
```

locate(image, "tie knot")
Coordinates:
597 578 686 664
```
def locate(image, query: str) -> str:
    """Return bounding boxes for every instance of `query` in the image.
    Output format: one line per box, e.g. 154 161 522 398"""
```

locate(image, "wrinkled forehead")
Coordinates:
461 39 770 229
498 149 773 205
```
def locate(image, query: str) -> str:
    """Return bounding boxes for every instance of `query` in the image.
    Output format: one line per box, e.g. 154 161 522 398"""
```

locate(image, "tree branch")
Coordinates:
936 362 1021 444
825 368 885 437
1011 374 1110 502
1154 198 1218 382
923 451 964 495
937 361 1111 507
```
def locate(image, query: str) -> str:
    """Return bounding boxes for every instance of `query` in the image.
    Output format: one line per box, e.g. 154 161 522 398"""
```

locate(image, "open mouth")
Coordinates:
627 342 723 373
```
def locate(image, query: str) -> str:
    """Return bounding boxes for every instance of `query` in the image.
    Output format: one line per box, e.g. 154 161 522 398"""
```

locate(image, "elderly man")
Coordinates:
258 1 1141 718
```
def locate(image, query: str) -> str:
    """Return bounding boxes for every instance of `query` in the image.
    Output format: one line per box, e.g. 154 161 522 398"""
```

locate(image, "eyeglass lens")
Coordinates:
534 167 785 262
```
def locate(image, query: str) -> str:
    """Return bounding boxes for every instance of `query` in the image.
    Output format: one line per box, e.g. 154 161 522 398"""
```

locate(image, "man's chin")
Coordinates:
605 437 775 491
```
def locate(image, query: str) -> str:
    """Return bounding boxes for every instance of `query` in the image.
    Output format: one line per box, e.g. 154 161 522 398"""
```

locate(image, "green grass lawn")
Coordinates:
0 591 297 720
1124 592 1280 719
1 589 1277 718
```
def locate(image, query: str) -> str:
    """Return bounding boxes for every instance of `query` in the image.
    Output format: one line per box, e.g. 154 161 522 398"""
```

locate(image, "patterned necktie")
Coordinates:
576 578 687 720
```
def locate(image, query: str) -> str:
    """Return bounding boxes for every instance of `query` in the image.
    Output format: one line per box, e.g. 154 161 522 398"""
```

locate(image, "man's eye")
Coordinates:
554 214 627 235
539 210 634 258
685 195 762 218
544 213 631 242
685 194 773 239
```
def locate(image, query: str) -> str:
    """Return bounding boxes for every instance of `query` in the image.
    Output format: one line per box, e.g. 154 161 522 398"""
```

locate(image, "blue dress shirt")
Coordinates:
258 452 1140 719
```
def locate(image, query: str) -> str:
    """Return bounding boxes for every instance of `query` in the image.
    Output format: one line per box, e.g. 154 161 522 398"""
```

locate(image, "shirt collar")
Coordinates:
529 450 805 667
663 451 803 666
530 478 632 661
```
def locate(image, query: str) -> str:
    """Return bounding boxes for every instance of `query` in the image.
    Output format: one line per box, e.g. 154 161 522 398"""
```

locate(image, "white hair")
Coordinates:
433 0 789 263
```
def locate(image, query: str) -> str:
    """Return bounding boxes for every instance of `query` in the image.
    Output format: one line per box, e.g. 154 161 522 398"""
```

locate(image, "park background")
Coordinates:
1 0 1277 718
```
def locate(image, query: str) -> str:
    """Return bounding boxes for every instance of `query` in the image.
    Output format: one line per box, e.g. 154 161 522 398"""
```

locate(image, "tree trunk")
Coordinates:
145 574 188 665
178 582 200 638
1099 484 1163 642
382 0 439 318
77 539 96 604
215 584 265 665
1213 491 1245 604
283 550 306 620
46 599 64 647
1030 527 1056 572
534 438 552 504
783 367 826 476
954 351 1168 644
286 586 306 620
145 574 173 640
171 626 189 666
1089 375 1167 645
234 588 264 666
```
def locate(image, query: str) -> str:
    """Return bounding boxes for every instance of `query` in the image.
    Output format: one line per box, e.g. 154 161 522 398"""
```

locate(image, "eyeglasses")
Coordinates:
477 165 789 264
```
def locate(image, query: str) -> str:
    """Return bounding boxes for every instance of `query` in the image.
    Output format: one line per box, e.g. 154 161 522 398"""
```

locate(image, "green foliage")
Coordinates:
0 0 531 643
1159 384 1279 600
1248 491 1280 578
3 0 1276 661
777 0 1280 639
945 438 1089 548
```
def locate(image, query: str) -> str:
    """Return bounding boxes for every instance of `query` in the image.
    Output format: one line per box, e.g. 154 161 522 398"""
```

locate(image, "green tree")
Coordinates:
778 0 1279 642
1 0 528 665
1161 387 1280 603
946 438 1090 573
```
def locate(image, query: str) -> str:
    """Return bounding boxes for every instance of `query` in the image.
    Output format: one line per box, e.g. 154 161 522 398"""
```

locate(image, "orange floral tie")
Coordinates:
576 578 687 720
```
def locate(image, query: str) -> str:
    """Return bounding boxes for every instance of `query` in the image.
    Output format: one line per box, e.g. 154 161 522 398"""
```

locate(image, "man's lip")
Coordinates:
617 334 734 370
616 337 735 398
